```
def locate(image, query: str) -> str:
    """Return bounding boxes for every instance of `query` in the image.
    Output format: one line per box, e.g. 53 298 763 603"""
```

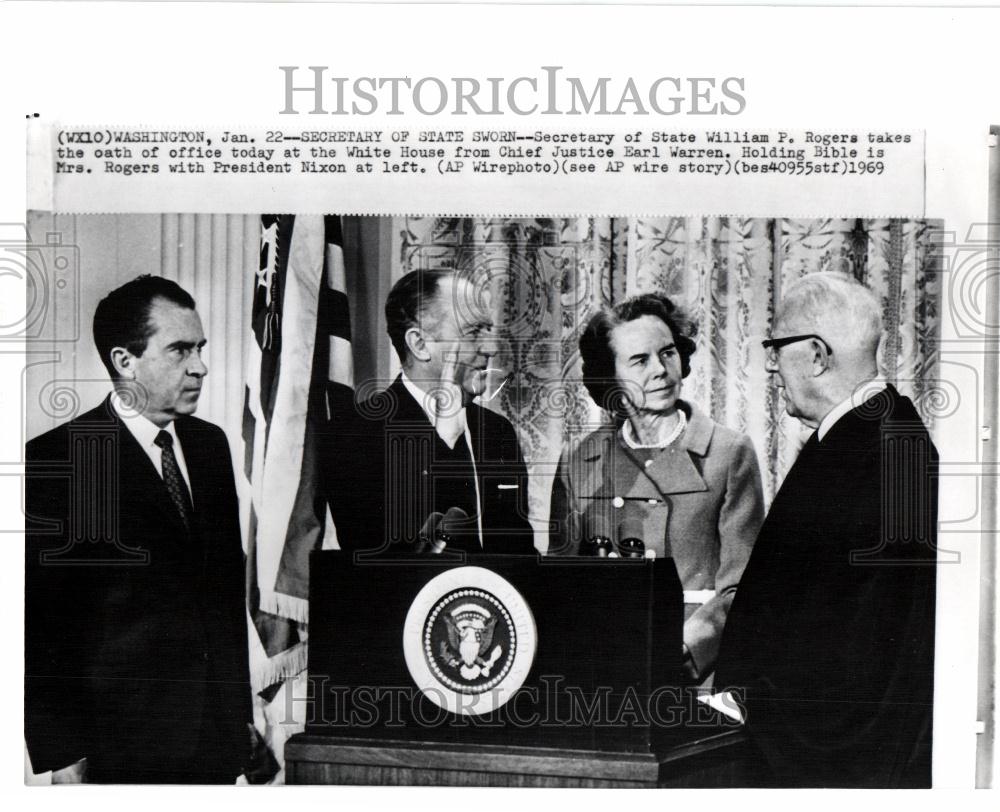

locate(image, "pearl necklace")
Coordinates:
622 410 688 450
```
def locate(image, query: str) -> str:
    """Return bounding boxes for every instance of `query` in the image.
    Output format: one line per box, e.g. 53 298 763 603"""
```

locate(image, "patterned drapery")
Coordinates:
398 217 942 551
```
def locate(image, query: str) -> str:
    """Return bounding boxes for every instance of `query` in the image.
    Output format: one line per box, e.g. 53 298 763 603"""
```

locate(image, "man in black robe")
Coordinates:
715 272 937 787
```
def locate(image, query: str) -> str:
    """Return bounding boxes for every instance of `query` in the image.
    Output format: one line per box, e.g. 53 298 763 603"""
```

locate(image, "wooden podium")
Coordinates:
285 551 749 786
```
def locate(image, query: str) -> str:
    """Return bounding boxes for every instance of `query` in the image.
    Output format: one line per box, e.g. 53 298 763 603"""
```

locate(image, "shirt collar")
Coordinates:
400 372 468 449
110 391 179 450
817 378 888 441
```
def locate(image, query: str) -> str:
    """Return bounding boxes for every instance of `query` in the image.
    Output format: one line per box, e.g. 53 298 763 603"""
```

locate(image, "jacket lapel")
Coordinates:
466 402 499 464
639 445 709 496
628 403 712 496
575 429 619 500
176 419 217 553
112 407 191 538
387 376 435 429
174 418 207 514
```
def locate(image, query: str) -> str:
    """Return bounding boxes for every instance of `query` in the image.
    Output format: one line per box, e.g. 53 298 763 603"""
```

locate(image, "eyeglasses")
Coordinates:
761 334 833 365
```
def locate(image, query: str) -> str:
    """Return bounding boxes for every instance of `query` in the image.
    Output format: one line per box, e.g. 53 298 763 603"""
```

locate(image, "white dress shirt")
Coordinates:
111 393 194 504
400 372 483 546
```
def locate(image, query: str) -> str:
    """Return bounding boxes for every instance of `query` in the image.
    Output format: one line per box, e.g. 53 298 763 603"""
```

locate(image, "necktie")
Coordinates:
154 430 193 532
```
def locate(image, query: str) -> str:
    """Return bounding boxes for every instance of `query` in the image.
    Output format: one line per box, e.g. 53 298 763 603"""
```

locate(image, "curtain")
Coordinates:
22 213 943 780
396 217 942 551
158 213 259 460
23 212 942 550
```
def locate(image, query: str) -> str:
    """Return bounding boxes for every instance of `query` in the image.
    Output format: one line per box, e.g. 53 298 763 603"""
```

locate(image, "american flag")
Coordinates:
243 214 352 693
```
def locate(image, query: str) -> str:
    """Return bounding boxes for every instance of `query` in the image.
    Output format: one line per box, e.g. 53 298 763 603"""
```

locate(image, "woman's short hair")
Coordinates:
579 293 698 414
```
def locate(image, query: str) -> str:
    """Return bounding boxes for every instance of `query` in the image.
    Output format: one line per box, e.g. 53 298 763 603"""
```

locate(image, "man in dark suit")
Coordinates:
326 269 535 555
714 272 937 787
25 275 252 783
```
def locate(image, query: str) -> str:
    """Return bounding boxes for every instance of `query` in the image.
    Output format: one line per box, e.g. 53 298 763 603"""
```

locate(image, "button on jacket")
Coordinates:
549 401 765 678
324 376 535 555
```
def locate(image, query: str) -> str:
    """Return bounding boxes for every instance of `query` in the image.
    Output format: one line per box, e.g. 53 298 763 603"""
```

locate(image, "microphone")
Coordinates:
436 506 471 553
582 515 615 558
416 511 445 553
617 519 646 559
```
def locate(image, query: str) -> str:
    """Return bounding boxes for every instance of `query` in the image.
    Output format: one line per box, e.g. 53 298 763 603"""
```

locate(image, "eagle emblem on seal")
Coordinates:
404 568 536 715
439 603 504 680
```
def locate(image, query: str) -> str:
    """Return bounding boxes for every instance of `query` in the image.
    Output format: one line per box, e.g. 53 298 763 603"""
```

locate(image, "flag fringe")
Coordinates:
258 589 310 625
250 640 309 695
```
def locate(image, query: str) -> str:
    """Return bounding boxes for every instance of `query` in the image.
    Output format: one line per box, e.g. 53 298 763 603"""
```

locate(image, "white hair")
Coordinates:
777 272 883 358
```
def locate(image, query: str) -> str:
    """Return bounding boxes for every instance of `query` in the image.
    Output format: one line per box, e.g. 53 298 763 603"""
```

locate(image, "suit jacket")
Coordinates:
324 376 535 555
549 402 765 678
25 397 251 780
714 386 937 787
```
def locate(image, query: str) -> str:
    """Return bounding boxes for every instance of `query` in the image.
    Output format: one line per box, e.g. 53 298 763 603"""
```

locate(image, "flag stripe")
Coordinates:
328 336 354 389
323 287 352 344
254 215 325 623
245 214 353 693
241 386 255 482
246 502 301 658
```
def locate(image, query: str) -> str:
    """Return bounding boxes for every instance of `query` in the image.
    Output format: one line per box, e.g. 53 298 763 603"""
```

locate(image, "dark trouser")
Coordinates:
86 764 238 785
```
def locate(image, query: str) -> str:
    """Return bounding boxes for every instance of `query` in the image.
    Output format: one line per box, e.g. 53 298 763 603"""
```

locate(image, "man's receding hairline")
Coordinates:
420 275 479 329
148 294 197 314
415 280 449 330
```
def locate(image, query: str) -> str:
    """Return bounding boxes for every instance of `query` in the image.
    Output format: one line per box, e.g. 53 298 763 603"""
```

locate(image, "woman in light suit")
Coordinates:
549 293 764 683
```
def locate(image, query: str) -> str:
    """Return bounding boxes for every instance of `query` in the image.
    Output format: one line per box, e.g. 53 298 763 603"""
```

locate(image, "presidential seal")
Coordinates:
403 566 537 716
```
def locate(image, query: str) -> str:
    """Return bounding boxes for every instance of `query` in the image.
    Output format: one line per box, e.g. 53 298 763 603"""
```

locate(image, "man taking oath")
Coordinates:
324 269 535 555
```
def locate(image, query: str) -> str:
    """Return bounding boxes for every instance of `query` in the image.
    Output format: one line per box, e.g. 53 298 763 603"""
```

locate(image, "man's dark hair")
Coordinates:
579 293 698 415
384 269 452 363
93 275 196 377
